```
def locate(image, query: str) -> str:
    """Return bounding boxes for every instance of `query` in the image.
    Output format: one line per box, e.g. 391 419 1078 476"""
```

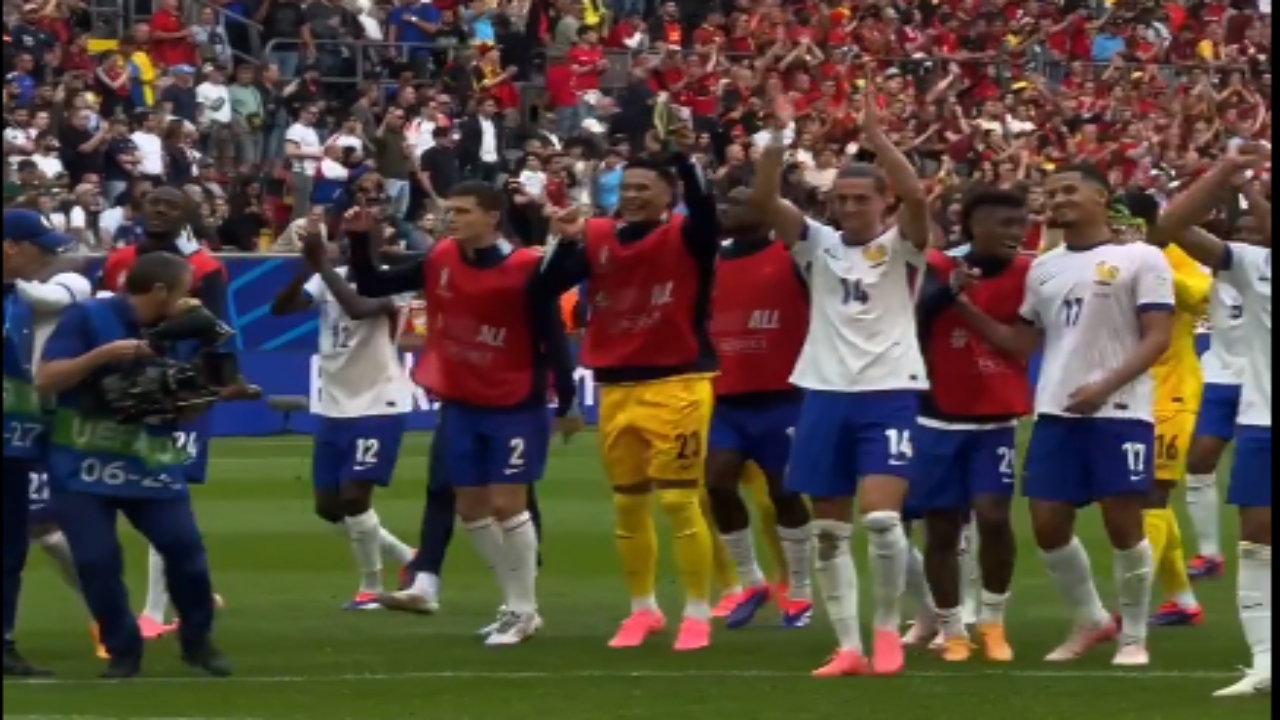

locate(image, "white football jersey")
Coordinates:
305 267 412 418
1020 242 1174 421
1200 281 1247 386
32 273 93 369
1220 244 1271 428
788 219 929 392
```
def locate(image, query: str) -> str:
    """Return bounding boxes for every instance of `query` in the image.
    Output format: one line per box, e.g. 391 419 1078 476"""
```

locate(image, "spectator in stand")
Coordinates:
256 0 309 79
229 63 267 168
58 107 108 187
150 0 199 70
7 53 39 105
196 63 235 174
118 31 158 110
129 110 166 186
162 117 195 187
371 106 414 220
284 102 325 221
9 5 56 80
161 65 199 126
458 95 507 183
562 25 608 138
388 0 442 79
102 115 139 205
192 6 233 68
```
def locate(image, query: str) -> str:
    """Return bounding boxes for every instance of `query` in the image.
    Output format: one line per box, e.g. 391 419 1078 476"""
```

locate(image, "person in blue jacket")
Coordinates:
35 251 231 680
3 209 73 677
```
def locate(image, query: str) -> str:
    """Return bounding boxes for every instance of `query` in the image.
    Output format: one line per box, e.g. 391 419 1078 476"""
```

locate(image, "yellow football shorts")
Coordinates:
597 375 715 488
1154 411 1197 482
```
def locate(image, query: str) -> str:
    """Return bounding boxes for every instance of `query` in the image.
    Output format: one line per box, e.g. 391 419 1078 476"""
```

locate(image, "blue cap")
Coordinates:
4 210 73 254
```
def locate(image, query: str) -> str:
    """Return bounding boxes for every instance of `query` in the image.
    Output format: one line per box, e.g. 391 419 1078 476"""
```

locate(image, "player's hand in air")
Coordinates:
300 231 330 270
1065 382 1110 416
554 409 585 445
549 206 585 240
859 69 886 147
342 207 376 235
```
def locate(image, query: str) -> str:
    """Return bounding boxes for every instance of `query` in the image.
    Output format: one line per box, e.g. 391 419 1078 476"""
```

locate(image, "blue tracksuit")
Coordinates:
41 296 216 661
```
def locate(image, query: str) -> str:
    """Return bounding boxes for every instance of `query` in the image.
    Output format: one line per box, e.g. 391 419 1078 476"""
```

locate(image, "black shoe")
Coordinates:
3 648 53 678
182 643 232 678
100 654 142 680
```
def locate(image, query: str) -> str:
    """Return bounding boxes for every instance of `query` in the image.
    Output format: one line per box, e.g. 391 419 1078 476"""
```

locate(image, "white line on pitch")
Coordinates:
3 667 1241 687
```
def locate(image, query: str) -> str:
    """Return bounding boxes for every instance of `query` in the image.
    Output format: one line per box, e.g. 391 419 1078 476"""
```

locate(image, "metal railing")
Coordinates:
262 38 461 83
185 0 266 69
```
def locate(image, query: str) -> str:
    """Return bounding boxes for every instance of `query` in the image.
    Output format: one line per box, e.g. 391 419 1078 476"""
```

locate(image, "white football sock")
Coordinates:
379 528 415 566
1185 474 1222 558
812 519 862 653
499 512 539 615
463 517 509 605
978 590 1010 626
36 531 79 592
409 572 440 598
1041 537 1110 629
937 606 967 639
345 510 384 594
683 598 712 620
1239 542 1273 674
960 522 981 622
1113 540 1154 645
863 511 908 631
143 546 169 622
777 525 814 602
904 544 936 621
720 529 766 589
630 595 659 613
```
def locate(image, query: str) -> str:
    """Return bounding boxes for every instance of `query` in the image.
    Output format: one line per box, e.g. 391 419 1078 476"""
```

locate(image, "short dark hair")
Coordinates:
835 163 889 195
1052 163 1112 196
123 252 192 296
447 181 505 213
960 187 1027 240
622 156 677 189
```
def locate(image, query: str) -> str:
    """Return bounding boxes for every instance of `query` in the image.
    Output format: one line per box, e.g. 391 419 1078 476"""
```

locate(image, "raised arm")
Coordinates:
860 78 930 251
673 139 720 260
301 233 397 320
1152 146 1270 267
343 210 425 298
747 96 807 248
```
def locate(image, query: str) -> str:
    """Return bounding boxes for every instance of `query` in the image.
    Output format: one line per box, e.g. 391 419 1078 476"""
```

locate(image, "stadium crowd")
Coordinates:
2 0 1273 252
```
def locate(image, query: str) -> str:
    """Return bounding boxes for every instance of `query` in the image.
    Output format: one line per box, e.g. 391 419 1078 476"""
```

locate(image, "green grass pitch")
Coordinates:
2 432 1270 720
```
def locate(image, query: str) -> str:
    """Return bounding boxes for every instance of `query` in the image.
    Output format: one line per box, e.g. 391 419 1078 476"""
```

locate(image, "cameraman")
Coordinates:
35 252 231 679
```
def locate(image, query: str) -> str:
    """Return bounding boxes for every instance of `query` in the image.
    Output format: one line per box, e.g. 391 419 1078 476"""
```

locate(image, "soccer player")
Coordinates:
1154 149 1271 698
3 209 76 677
965 165 1173 666
1184 205 1269 581
37 251 231 678
906 188 1032 662
704 188 814 630
97 187 234 639
14 252 97 654
269 235 416 610
543 135 721 652
346 182 579 646
1140 200 1211 628
746 88 931 677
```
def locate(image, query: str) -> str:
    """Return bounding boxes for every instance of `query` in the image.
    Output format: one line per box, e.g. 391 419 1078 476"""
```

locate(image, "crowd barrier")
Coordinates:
77 253 1212 439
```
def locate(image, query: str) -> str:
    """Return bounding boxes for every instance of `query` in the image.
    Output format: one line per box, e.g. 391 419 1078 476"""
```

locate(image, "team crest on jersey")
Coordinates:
862 243 889 266
1094 261 1121 285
